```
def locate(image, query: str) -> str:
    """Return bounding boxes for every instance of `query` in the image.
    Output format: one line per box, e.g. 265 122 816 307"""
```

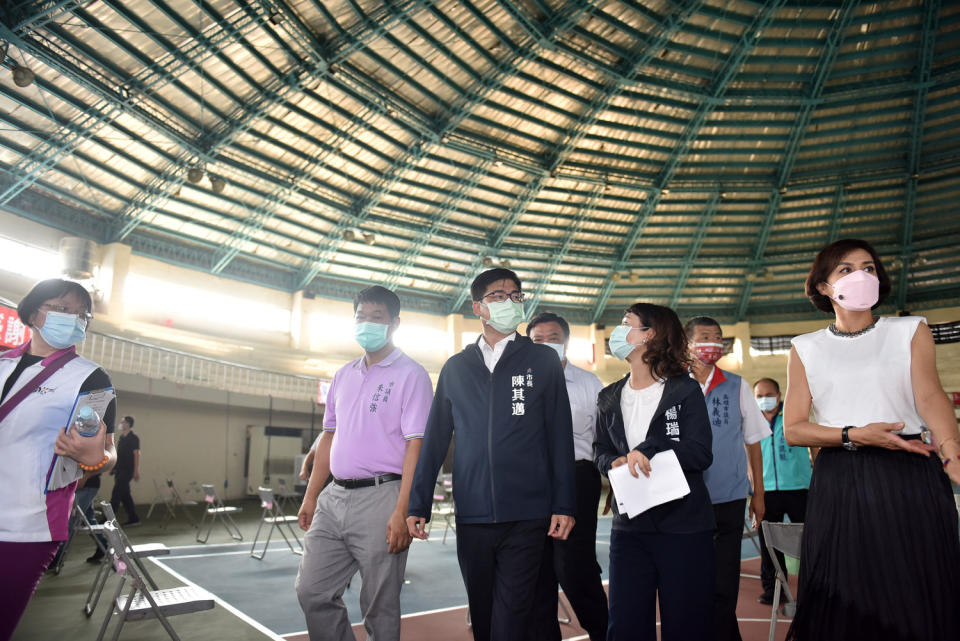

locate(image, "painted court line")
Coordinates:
149 557 287 641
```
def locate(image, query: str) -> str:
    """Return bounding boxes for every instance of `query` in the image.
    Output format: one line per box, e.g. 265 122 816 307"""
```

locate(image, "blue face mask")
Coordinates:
543 341 565 361
39 311 86 349
756 397 779 413
608 325 637 360
354 321 390 352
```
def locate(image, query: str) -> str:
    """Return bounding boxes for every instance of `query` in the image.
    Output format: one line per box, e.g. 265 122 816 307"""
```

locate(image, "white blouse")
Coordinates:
620 378 666 450
791 316 926 435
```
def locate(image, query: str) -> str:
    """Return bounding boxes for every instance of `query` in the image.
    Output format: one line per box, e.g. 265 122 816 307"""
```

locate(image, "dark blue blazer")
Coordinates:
594 374 716 534
409 334 576 524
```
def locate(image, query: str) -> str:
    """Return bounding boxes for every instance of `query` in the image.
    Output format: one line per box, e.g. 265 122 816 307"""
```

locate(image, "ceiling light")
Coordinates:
661 188 670 195
268 11 282 24
362 232 375 245
187 167 203 183
779 186 787 195
12 65 34 87
209 176 226 193
611 273 621 282
481 256 494 267
493 158 503 167
342 229 357 241
501 259 511 269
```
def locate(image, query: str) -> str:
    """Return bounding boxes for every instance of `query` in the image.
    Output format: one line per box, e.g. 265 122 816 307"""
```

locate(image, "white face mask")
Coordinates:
543 341 565 361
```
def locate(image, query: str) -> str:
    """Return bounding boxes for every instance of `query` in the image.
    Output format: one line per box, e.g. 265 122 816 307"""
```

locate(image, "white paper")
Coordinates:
45 387 115 493
607 449 691 518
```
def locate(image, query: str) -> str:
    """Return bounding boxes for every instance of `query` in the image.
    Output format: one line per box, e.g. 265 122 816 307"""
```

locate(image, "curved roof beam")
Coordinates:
734 0 859 322
591 0 788 322
296 0 602 292
896 0 940 310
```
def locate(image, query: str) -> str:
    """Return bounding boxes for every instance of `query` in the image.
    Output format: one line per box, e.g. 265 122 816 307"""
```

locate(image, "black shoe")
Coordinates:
757 592 774 605
123 519 141 527
86 551 104 564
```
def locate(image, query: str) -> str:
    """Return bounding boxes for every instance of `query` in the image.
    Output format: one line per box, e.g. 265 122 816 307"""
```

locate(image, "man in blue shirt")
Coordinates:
754 377 817 605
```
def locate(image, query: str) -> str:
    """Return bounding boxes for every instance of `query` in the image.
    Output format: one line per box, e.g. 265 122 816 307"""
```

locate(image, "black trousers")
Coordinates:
713 499 746 641
457 518 549 641
757 489 807 595
529 462 608 641
110 475 138 522
607 528 714 641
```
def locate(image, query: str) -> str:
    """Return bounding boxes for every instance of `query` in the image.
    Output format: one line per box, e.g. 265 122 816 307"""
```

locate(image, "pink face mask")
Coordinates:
829 270 879 311
694 342 724 366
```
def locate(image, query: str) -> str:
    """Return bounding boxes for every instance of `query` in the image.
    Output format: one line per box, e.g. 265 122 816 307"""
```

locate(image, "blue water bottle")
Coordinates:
74 406 101 437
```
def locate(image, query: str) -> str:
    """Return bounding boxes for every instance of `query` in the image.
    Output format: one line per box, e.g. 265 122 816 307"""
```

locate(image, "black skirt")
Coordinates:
787 446 960 641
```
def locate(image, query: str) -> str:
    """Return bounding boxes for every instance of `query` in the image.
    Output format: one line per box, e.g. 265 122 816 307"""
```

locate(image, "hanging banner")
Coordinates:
0 305 30 349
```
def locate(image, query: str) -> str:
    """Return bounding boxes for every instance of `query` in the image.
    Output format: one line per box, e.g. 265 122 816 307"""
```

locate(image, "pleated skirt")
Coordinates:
787 446 960 641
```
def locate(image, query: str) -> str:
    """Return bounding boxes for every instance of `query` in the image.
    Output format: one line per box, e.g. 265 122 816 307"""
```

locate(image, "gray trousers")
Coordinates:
295 480 407 641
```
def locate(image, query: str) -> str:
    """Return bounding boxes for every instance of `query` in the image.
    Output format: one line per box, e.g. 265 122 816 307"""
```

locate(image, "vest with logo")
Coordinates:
0 347 99 542
760 410 812 492
702 369 749 504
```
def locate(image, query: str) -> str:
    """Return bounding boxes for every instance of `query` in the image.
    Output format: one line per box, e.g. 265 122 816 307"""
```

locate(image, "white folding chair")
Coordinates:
275 477 299 511
250 486 303 559
95 522 214 641
196 484 242 543
85 501 170 617
429 473 456 544
760 521 802 641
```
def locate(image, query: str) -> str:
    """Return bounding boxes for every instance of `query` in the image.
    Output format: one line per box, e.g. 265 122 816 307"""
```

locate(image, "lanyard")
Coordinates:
0 348 78 424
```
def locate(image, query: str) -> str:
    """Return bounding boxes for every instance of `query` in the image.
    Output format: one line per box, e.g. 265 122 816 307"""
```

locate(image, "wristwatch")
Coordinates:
841 426 858 451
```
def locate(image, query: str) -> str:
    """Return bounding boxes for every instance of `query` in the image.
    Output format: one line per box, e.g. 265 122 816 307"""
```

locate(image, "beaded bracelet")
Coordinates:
79 454 109 472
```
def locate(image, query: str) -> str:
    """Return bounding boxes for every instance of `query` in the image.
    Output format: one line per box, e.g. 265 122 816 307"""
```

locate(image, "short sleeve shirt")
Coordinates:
324 349 433 479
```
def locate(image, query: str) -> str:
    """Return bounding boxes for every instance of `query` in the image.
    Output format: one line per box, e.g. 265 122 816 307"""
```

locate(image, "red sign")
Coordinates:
952 392 960 407
0 306 30 349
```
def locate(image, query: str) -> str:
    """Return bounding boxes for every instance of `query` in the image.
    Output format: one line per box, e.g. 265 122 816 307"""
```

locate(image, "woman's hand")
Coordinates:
611 452 652 477
55 421 107 467
850 422 936 456
940 439 960 485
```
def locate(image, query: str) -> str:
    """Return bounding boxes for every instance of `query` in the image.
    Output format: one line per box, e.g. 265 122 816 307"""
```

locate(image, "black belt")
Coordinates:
575 459 595 467
332 473 402 489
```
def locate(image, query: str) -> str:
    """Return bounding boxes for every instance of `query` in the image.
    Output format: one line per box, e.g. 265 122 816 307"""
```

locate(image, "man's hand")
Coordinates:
406 516 429 540
386 509 413 554
298 497 317 531
55 421 106 467
547 514 575 540
748 492 765 529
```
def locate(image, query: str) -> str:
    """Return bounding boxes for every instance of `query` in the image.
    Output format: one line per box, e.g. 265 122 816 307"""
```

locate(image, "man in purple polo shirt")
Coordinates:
295 286 433 641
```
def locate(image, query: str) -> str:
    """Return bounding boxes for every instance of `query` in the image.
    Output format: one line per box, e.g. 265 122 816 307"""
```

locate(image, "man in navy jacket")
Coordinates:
407 268 576 641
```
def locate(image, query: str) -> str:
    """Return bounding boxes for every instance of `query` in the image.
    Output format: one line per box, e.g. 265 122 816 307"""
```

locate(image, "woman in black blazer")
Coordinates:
595 303 715 641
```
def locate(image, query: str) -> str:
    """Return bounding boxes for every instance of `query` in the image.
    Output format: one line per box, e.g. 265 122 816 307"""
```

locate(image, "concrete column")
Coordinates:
291 290 304 349
94 242 132 322
446 313 464 356
590 323 608 377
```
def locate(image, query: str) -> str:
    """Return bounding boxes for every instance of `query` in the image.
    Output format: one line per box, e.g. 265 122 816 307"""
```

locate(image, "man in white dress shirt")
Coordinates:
526 312 608 641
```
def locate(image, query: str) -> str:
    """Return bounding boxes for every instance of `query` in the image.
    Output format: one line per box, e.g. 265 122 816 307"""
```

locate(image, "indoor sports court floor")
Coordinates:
15 499 797 641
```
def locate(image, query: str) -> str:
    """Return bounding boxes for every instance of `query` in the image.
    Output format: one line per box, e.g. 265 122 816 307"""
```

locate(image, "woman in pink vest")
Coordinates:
0 279 117 641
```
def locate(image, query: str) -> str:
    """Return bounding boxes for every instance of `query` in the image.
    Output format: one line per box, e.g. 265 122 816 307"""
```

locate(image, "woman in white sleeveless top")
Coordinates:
783 239 960 641
0 280 117 641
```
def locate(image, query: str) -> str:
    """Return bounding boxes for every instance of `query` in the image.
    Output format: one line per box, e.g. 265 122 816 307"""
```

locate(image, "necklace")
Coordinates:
828 318 878 338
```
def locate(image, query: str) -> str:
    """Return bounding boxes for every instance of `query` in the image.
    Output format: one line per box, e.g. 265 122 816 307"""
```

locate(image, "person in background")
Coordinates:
0 279 117 641
595 303 714 641
526 312 607 641
407 268 576 641
752 377 816 605
111 415 140 526
299 434 321 481
686 317 770 641
295 286 433 641
783 238 960 640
